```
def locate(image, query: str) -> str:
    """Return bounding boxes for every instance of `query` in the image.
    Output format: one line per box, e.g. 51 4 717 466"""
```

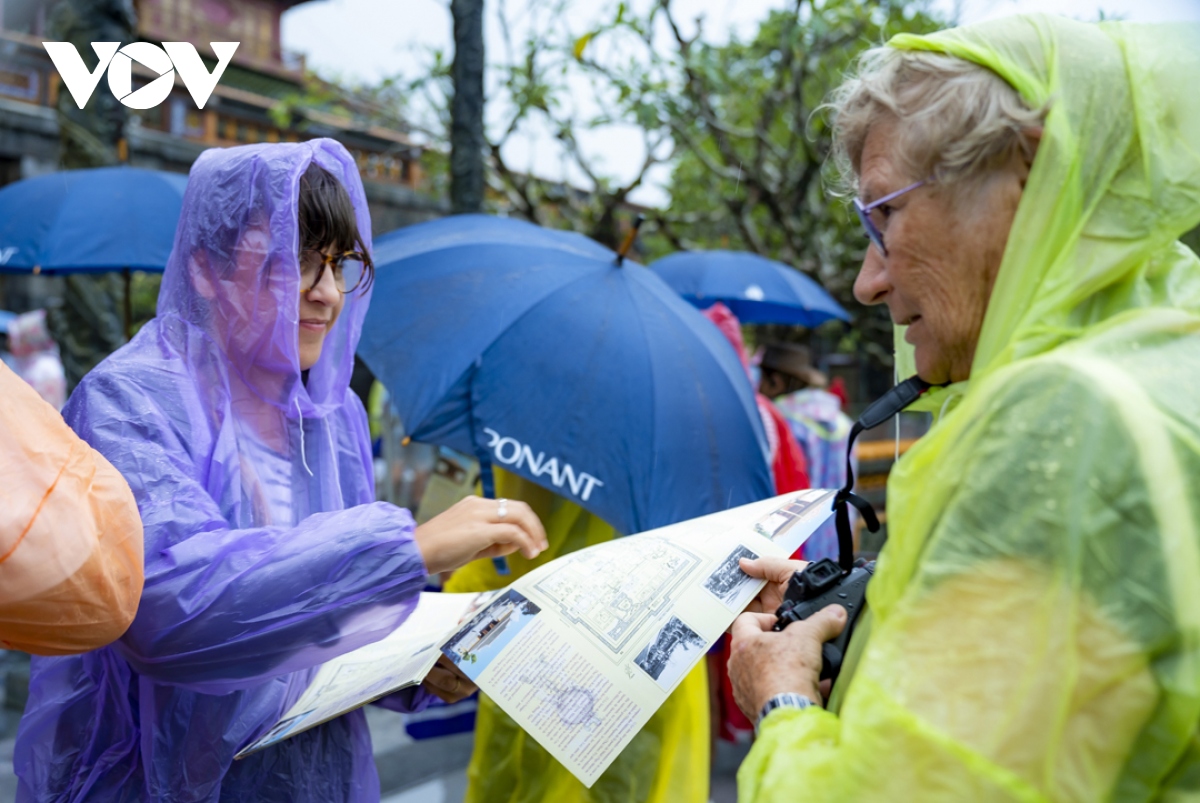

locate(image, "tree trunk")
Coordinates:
50 0 135 170
45 0 136 391
450 0 486 214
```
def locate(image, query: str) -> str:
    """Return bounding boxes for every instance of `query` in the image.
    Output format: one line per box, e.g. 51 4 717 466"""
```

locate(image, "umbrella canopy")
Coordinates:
650 250 849 326
359 214 774 535
0 166 188 273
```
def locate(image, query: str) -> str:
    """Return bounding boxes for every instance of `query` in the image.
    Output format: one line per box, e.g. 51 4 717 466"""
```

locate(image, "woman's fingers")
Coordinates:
413 496 549 573
477 498 547 556
504 500 549 551
472 523 543 561
740 556 806 583
496 520 543 560
424 664 454 690
807 604 848 642
422 662 477 704
739 557 807 614
731 611 778 638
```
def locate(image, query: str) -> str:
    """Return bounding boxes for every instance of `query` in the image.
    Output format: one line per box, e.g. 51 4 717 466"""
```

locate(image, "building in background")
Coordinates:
0 0 445 311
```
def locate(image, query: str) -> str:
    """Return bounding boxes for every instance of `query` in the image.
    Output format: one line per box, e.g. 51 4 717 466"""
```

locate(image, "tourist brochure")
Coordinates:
237 488 836 785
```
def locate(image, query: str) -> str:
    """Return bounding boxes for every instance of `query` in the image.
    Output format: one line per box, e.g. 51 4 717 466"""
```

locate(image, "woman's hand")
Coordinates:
421 655 478 704
728 606 845 720
414 497 548 575
740 556 807 614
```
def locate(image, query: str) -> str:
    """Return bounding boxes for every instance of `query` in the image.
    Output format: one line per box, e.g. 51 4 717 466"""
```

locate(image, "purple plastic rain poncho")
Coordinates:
14 139 431 802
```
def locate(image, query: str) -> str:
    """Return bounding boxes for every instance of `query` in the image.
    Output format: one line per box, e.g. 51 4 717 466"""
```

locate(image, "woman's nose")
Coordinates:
853 246 890 306
306 266 340 304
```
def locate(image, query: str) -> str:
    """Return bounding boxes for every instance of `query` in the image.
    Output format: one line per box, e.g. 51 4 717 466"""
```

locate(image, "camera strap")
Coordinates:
833 375 940 572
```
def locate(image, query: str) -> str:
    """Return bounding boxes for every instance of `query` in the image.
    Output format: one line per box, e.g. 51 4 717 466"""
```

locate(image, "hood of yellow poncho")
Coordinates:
886 14 1200 408
865 13 1200 621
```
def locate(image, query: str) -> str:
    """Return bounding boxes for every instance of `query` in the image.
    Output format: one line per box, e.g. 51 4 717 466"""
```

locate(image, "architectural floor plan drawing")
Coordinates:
532 536 704 655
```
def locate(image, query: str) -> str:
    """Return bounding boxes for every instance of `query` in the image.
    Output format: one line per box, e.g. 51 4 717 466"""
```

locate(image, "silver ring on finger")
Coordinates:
497 498 508 520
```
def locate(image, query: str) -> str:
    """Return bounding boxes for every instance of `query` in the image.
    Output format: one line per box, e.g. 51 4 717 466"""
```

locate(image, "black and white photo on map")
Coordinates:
703 544 760 607
754 494 820 540
633 616 707 691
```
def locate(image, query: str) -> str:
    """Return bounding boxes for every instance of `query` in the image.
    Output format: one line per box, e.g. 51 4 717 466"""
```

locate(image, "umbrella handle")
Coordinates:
466 362 511 576
124 268 132 341
477 457 511 576
615 215 645 266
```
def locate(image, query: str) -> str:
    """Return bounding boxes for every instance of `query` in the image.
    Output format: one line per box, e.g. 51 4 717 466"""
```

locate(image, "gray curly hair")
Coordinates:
828 46 1047 196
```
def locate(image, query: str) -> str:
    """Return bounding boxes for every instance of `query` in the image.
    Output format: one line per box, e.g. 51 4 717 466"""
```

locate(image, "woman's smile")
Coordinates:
299 318 330 334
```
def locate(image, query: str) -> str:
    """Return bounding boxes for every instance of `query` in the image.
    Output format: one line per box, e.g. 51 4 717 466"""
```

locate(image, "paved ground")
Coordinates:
379 734 747 803
0 653 23 802
1 732 16 801
382 773 469 803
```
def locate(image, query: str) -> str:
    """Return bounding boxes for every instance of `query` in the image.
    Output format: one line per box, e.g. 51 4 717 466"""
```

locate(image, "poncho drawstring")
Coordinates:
296 397 313 477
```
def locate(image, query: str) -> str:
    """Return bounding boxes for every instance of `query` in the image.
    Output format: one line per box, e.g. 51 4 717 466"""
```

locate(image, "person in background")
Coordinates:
703 303 810 496
14 140 546 802
758 342 855 561
827 376 850 411
6 308 67 410
0 360 143 654
444 469 711 803
701 302 809 743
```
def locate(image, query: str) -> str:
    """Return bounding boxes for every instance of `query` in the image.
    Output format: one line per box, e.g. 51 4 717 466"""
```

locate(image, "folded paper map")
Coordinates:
237 489 835 785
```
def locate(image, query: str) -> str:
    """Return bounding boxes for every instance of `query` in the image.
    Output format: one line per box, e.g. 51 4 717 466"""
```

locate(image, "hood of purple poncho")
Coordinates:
157 139 373 418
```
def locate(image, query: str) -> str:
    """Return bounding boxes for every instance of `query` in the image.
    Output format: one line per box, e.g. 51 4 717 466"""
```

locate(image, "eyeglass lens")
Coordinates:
853 201 888 256
301 251 365 294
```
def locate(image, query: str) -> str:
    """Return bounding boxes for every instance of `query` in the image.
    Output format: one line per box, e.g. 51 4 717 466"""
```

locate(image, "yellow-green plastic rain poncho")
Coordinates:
445 470 710 803
740 14 1200 803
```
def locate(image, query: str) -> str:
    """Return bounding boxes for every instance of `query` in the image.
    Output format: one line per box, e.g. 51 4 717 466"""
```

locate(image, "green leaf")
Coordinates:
573 31 596 61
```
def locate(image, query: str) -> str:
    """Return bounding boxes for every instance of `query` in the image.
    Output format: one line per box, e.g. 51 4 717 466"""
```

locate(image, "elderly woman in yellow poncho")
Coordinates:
727 13 1200 802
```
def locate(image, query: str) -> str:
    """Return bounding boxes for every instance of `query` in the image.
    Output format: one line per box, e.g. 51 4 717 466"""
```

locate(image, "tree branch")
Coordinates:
488 141 542 224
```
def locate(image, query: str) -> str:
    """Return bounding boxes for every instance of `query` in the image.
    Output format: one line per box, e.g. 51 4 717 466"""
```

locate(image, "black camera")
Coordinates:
768 375 938 684
766 376 939 683
773 557 875 682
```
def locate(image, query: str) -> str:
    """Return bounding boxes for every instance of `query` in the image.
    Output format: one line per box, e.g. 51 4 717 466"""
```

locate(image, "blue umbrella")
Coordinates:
650 250 849 326
0 166 187 274
359 214 773 536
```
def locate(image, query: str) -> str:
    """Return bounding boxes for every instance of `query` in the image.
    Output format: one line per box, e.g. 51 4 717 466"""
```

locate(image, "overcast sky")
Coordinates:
281 0 1200 205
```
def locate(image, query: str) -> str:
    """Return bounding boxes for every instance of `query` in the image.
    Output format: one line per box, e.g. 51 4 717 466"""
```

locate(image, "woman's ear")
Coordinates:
1017 125 1043 188
190 250 216 301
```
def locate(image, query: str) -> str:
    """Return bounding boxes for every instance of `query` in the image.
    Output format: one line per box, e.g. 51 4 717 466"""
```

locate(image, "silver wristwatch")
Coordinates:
755 692 817 734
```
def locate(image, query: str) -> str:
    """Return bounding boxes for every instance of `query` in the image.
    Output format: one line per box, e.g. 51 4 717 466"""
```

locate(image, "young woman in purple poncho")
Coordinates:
13 139 547 802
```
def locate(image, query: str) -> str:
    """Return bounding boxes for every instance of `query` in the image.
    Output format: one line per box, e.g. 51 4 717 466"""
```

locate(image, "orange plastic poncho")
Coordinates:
0 361 143 654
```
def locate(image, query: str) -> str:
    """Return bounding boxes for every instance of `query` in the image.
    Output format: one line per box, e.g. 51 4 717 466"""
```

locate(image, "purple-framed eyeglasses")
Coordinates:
853 180 925 256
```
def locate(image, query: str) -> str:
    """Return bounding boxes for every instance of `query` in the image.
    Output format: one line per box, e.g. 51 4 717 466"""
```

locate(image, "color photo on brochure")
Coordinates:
441 589 543 681
237 490 835 780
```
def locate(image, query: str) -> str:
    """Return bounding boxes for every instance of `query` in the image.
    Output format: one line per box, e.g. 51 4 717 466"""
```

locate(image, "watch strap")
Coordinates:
755 692 816 734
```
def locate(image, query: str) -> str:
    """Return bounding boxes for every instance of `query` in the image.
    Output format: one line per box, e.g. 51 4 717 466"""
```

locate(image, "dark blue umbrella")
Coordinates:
359 215 773 536
0 166 187 274
650 250 849 326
